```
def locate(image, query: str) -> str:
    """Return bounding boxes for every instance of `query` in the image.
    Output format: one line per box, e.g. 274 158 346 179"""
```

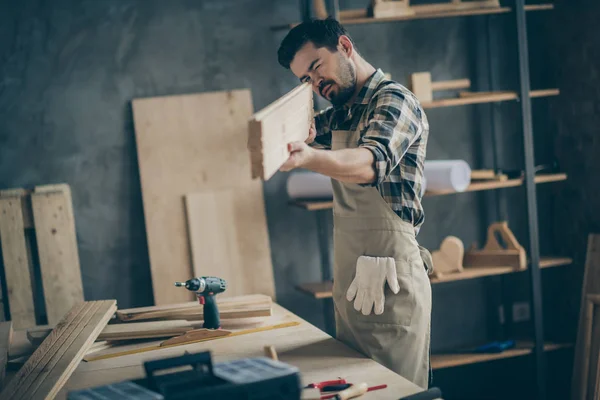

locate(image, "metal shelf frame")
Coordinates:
292 1 555 398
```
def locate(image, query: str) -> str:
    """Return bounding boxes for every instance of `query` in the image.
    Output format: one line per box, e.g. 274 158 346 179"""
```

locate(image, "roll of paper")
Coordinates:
423 160 471 192
286 171 333 200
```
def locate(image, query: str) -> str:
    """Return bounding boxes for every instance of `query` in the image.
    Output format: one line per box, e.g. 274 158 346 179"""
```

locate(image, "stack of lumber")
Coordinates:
0 184 84 330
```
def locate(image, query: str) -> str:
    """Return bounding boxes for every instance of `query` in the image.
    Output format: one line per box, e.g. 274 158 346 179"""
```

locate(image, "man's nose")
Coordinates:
313 77 323 92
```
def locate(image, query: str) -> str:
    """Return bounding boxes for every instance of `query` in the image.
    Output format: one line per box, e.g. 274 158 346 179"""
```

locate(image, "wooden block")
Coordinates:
31 188 84 325
0 196 36 329
371 0 415 18
185 190 275 299
410 72 433 103
430 236 464 279
463 221 526 270
0 300 116 400
132 89 274 305
411 0 499 14
248 83 313 181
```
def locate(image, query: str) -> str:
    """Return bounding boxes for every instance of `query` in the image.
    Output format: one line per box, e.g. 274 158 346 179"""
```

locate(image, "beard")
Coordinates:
320 54 356 107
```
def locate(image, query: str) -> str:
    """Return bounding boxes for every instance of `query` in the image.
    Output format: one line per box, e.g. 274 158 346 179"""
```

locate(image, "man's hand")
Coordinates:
279 141 316 172
305 120 316 144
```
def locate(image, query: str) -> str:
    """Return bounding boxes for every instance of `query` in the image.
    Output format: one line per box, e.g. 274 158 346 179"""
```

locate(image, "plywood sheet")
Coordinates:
132 89 274 305
185 191 274 298
31 188 84 325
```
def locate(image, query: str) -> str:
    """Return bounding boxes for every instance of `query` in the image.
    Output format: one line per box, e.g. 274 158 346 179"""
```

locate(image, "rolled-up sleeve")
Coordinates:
358 89 423 186
310 107 333 150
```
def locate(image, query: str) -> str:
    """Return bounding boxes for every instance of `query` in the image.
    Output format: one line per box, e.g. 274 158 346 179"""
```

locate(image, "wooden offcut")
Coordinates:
115 294 272 322
430 236 464 279
463 221 526 270
410 72 471 103
248 83 313 181
31 186 84 325
132 89 275 305
0 300 116 400
371 0 415 18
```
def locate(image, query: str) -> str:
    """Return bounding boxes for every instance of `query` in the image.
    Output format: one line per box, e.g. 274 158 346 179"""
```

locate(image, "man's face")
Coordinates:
289 40 356 107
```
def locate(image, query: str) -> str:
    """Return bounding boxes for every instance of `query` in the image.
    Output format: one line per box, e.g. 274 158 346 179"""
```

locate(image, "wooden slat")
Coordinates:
409 0 499 15
248 83 313 180
572 234 600 400
0 190 33 229
115 294 272 322
0 322 13 389
31 189 84 325
296 257 573 299
132 90 274 305
185 191 275 299
431 78 471 91
99 320 194 341
0 197 36 329
0 300 116 400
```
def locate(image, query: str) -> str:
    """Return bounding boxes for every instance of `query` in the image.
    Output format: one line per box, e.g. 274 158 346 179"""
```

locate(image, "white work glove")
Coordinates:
346 256 400 316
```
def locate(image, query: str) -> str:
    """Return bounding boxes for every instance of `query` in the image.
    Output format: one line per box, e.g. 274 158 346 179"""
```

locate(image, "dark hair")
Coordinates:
277 17 353 69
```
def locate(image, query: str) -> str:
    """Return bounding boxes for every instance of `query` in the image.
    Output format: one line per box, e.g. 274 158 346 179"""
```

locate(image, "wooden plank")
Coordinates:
0 190 32 229
132 89 274 305
185 191 275 298
572 234 600 400
115 294 272 322
248 83 313 181
0 300 116 400
98 320 194 341
0 322 12 389
410 0 500 15
431 78 471 91
0 197 36 329
31 189 84 325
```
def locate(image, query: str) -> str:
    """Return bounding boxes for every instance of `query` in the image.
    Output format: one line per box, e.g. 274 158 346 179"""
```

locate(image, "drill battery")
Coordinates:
67 351 302 400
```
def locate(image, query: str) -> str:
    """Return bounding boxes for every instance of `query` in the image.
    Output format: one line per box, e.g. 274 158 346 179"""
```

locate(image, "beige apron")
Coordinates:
330 129 433 390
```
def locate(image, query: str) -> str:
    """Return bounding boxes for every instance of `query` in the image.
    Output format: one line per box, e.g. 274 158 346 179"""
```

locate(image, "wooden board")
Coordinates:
185 191 275 298
572 234 600 400
0 197 36 329
0 322 12 389
99 320 195 341
115 294 272 322
247 83 313 181
31 188 84 325
0 300 116 400
132 89 275 305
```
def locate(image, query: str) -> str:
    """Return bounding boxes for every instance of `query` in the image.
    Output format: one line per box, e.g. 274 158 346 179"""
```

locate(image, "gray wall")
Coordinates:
0 0 563 361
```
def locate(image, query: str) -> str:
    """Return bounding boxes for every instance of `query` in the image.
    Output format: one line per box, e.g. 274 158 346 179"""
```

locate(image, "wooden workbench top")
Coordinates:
50 301 423 399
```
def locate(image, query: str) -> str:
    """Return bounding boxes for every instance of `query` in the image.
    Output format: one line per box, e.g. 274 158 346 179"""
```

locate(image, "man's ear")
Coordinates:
338 35 353 57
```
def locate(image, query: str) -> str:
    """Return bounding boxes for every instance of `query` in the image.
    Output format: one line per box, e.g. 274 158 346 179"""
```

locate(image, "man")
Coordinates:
276 18 433 389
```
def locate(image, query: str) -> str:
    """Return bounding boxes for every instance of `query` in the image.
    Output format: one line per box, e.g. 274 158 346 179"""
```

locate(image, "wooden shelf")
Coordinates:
422 89 559 109
272 4 554 31
431 341 572 370
290 173 567 211
296 256 572 299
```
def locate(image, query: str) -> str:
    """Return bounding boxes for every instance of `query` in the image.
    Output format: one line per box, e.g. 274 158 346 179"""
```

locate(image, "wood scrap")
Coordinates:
160 329 232 347
572 234 600 400
430 236 464 279
115 294 272 322
371 0 415 18
463 221 526 270
0 300 116 400
84 321 300 362
132 89 275 305
409 72 471 103
247 83 313 181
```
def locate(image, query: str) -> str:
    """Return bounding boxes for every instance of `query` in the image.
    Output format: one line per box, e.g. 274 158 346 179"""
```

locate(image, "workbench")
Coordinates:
15 299 424 399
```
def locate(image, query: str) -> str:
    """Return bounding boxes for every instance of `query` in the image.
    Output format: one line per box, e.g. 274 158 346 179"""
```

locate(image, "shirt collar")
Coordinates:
354 68 386 105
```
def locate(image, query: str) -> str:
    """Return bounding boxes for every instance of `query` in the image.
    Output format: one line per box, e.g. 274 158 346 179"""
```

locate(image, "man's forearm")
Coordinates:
304 147 376 184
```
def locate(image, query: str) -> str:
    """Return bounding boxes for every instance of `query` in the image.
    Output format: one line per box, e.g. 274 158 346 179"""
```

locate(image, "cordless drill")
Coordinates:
174 276 227 329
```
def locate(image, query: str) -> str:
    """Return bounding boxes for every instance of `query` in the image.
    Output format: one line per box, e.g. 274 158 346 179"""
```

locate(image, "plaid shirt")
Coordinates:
312 69 429 234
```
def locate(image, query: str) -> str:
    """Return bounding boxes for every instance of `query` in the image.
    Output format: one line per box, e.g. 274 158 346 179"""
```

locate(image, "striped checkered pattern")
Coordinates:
313 69 429 233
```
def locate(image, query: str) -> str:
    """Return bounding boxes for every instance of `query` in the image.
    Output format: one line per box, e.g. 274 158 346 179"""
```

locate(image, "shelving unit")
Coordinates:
281 1 567 399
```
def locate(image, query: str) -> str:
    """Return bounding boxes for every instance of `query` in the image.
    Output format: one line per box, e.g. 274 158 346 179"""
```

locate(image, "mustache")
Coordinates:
319 80 335 95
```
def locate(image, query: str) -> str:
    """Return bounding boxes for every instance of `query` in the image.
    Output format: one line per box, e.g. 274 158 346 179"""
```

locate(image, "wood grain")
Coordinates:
0 322 12 389
132 89 274 305
0 300 116 400
0 196 36 328
185 191 275 298
31 188 84 325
